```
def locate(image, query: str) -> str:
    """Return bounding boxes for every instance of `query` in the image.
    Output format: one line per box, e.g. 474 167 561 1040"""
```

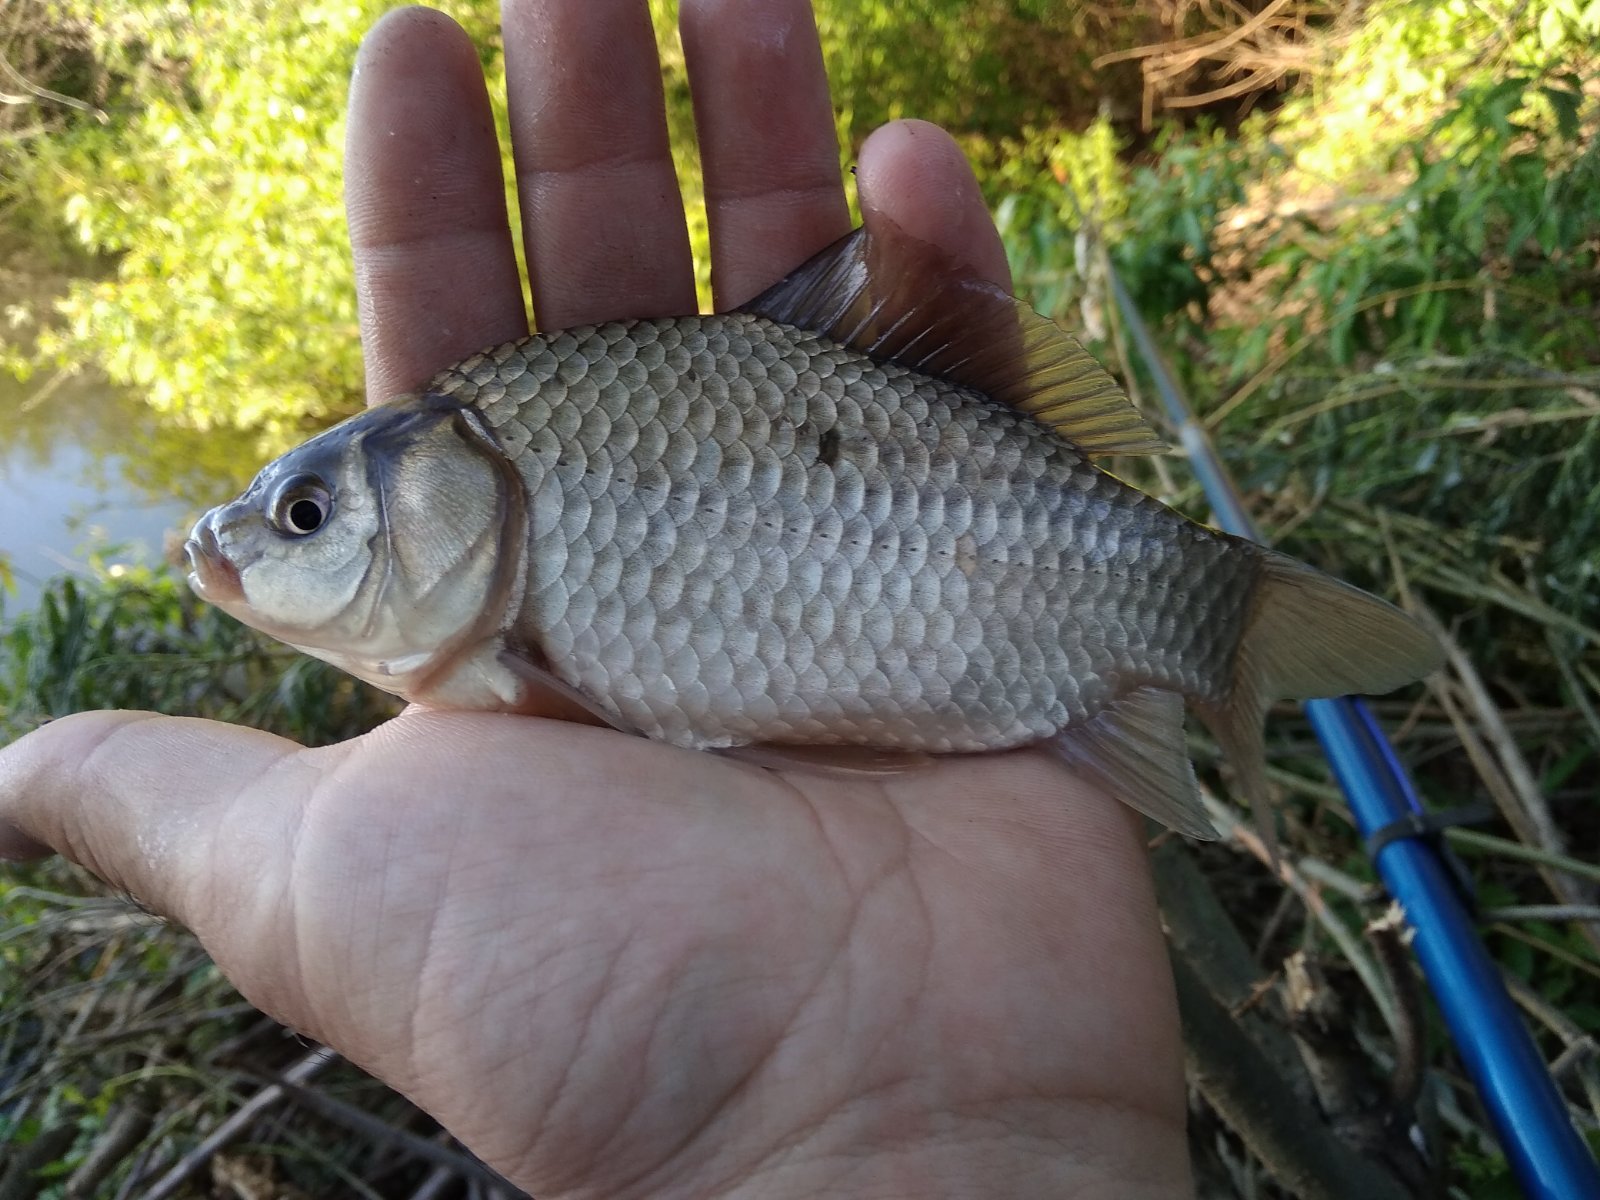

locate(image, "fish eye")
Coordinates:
268 475 334 537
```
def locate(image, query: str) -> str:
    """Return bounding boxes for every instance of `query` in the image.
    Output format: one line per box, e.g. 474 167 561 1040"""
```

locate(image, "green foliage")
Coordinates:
982 1 1600 641
995 9 1599 352
5 0 1159 441
6 0 374 437
1215 54 1600 632
0 563 395 747
1249 71 1597 369
808 0 1149 148
8 0 1596 439
1448 1142 1525 1200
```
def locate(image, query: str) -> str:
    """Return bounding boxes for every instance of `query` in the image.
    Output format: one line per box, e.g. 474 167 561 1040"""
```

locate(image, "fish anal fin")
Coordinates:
1040 687 1217 841
717 742 937 777
737 221 1166 457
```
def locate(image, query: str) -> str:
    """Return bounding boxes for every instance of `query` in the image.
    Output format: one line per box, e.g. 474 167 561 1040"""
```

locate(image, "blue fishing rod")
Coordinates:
1101 266 1600 1197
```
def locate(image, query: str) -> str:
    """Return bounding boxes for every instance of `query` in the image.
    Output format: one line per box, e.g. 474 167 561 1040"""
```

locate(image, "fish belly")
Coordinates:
456 315 1255 753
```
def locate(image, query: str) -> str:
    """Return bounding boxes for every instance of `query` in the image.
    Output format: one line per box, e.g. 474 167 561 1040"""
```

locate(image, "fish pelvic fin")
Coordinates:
1041 687 1219 841
1195 548 1444 859
738 221 1167 457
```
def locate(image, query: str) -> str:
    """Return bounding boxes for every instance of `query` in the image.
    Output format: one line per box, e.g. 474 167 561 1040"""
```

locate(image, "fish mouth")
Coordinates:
184 517 244 604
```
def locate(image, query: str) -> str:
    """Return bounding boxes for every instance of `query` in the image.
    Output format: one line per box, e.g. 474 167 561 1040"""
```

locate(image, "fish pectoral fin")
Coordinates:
736 220 1166 457
1040 687 1218 841
715 742 938 776
496 646 637 733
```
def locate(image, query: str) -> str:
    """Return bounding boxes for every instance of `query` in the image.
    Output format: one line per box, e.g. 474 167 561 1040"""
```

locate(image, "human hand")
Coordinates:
0 2 1191 1196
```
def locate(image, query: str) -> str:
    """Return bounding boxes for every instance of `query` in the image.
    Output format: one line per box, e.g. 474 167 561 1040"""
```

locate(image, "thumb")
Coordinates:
0 710 306 928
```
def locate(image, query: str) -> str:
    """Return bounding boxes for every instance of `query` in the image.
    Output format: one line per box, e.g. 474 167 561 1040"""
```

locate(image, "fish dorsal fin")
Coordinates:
737 223 1166 456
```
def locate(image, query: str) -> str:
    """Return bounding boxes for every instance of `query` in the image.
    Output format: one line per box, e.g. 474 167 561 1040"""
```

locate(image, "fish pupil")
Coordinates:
268 473 333 537
287 498 325 533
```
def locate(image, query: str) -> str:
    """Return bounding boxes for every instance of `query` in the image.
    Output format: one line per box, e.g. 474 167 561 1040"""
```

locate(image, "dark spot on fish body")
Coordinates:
818 427 841 467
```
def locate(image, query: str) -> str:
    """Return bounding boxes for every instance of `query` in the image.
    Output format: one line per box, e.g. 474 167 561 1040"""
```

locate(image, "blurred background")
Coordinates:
1 2 1596 1196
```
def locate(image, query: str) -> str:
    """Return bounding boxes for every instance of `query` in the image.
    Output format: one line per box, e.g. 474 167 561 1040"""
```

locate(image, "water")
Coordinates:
0 369 250 613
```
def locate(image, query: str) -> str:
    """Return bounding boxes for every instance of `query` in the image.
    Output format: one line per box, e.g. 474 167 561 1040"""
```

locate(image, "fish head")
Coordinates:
185 393 526 698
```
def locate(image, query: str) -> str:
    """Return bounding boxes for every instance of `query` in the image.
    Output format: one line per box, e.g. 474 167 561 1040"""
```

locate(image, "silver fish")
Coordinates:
186 223 1440 838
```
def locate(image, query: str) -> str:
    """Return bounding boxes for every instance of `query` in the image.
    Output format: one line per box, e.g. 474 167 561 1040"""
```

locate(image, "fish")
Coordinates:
185 221 1441 839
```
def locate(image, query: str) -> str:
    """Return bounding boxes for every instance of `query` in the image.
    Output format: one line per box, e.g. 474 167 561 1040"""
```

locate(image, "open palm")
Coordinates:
0 3 1189 1196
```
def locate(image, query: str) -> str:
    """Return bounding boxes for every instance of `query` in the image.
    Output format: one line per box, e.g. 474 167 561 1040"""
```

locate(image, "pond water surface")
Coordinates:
0 369 253 612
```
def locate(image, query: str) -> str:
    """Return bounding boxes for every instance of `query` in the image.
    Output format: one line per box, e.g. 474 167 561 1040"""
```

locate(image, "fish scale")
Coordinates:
427 312 1252 753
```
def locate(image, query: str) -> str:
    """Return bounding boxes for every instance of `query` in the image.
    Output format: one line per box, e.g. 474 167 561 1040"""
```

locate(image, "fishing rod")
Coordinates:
1096 256 1600 1197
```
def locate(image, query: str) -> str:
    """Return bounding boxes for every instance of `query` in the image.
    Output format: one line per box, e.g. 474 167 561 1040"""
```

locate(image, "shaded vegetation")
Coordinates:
2 0 1598 1196
0 565 395 747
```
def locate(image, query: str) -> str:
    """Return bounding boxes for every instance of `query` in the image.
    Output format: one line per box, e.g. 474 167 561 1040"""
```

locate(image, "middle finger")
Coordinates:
503 0 696 329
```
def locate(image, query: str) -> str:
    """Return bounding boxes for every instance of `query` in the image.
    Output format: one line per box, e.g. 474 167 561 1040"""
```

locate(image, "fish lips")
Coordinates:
184 514 245 605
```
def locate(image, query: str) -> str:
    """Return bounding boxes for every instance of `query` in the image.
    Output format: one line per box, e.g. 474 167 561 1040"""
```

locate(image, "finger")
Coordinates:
856 120 1011 289
346 6 528 404
0 712 305 925
503 0 696 329
680 0 849 309
0 711 408 1056
0 805 48 861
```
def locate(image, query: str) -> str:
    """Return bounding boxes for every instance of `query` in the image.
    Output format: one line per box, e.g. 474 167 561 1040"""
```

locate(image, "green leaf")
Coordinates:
1539 83 1583 141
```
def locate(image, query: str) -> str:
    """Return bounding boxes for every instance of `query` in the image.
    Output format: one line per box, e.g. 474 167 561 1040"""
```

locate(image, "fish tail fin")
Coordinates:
1195 548 1443 858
